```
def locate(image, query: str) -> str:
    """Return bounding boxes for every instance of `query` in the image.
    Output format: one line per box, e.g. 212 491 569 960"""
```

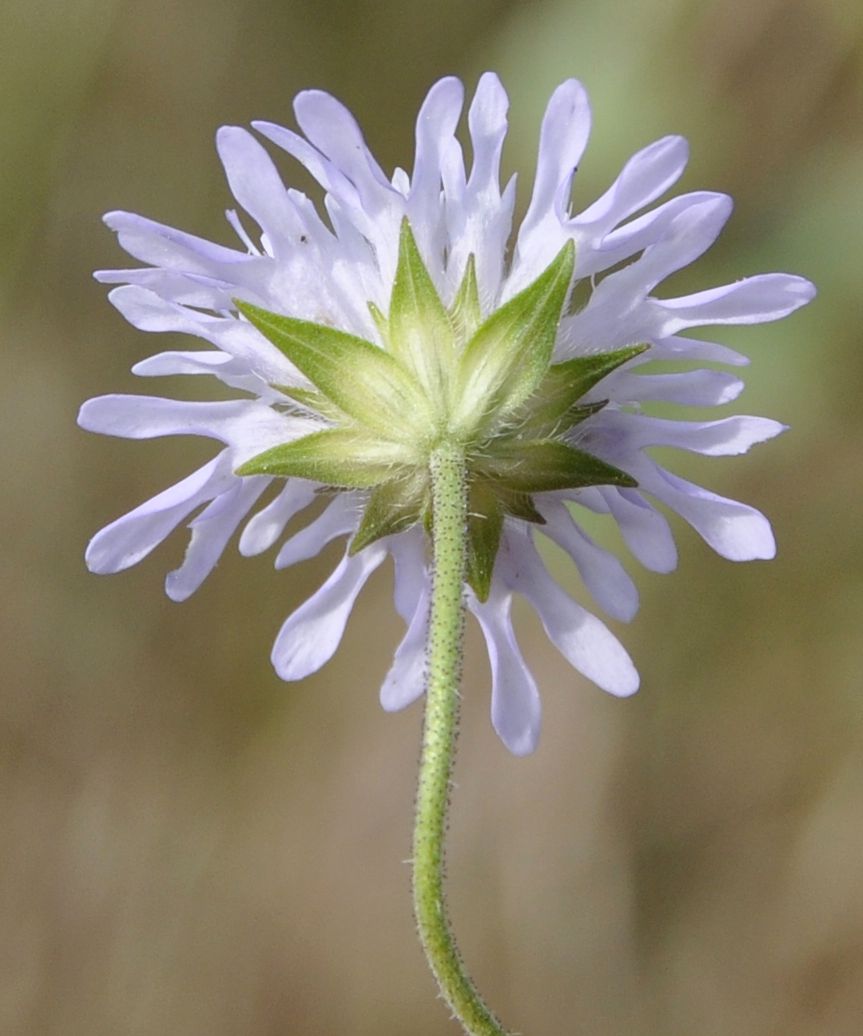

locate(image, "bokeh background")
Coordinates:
3 0 862 1033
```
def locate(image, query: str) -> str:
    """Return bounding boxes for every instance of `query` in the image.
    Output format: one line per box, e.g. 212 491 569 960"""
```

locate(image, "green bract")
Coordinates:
236 220 642 601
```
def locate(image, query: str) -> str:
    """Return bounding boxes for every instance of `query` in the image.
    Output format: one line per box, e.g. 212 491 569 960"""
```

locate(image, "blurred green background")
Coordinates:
3 0 862 1033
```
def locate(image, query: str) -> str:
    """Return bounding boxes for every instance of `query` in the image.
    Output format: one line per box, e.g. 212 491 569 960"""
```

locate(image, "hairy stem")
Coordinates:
412 441 510 1036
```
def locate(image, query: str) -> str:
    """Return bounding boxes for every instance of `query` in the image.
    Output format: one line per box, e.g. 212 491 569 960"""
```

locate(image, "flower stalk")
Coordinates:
413 441 510 1036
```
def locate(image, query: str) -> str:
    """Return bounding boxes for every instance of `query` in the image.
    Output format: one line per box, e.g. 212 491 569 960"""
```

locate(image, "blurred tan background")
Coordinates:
3 0 862 1033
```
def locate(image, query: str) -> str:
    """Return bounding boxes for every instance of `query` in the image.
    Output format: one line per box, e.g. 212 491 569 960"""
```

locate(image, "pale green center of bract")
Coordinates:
236 220 645 600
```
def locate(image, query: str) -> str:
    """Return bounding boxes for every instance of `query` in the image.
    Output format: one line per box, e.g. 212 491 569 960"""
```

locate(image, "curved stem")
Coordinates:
412 442 510 1036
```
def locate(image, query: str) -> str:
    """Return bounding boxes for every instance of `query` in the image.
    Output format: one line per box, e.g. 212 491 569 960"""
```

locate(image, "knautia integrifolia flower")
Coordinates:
81 73 814 1035
81 74 813 756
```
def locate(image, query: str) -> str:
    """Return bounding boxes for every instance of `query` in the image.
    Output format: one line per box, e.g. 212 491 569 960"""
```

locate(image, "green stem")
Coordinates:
412 442 510 1036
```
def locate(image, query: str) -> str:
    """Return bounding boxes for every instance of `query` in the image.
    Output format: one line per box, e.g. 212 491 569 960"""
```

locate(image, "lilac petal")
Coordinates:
569 487 611 514
254 120 361 213
225 207 262 255
651 274 816 334
536 500 639 622
132 350 233 377
85 454 234 574
130 350 272 398
579 190 730 277
380 584 428 712
289 92 402 284
379 530 429 711
280 189 335 252
620 413 787 455
596 194 734 300
102 211 248 271
439 135 466 212
558 196 734 356
520 79 590 238
647 333 750 367
444 73 513 304
165 475 270 602
607 368 744 407
216 127 305 254
507 81 590 296
408 77 465 266
95 267 233 309
503 533 639 698
388 528 428 623
271 545 387 680
599 487 678 573
293 90 394 209
78 394 244 439
634 459 776 561
316 197 388 324
471 588 542 756
77 395 307 463
108 285 297 383
391 167 410 194
274 495 359 569
466 72 508 198
238 479 318 556
477 174 516 309
575 135 689 236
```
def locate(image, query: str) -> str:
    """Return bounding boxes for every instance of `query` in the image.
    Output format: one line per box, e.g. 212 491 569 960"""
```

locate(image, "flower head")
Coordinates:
80 73 814 754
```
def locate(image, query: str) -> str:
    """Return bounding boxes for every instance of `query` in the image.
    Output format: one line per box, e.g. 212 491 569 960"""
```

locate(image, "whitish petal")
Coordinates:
501 531 639 698
536 500 639 621
633 459 776 561
598 487 678 573
471 586 541 756
274 494 359 569
238 479 318 556
650 273 816 334
85 454 234 574
271 545 387 680
165 475 270 602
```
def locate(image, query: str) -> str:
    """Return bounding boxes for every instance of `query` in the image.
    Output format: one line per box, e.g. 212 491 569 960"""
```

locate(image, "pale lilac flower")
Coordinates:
80 74 814 755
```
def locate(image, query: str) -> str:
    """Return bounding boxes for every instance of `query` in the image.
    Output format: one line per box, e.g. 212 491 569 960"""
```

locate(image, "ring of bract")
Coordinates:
235 219 643 600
